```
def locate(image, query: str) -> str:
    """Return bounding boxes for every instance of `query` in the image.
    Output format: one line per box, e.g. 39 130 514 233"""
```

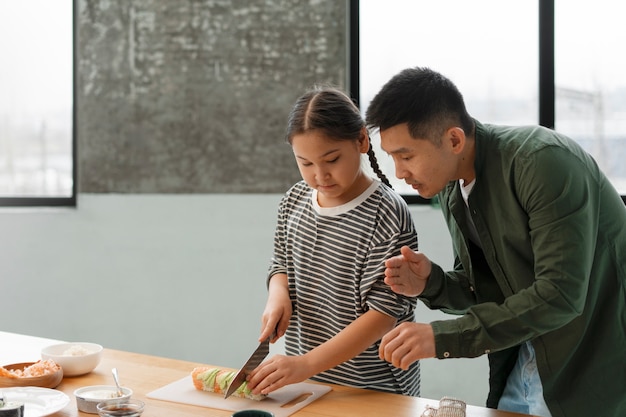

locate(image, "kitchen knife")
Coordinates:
224 336 270 399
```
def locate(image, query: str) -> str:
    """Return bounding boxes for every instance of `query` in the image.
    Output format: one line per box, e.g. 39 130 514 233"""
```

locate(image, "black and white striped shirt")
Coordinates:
268 180 421 396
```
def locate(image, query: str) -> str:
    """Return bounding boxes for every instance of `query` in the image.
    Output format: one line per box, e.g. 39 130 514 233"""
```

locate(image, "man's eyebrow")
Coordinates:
384 147 412 155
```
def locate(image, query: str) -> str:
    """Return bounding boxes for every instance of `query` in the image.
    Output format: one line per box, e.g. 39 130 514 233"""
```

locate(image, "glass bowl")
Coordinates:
96 399 145 417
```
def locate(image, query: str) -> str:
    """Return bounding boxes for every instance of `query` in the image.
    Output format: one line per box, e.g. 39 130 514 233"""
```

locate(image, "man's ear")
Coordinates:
447 127 466 154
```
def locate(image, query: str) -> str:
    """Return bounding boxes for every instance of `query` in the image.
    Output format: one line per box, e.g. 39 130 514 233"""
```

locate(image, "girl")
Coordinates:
247 86 420 396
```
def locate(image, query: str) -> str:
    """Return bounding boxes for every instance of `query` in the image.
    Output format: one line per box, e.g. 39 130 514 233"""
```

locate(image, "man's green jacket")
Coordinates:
420 121 626 417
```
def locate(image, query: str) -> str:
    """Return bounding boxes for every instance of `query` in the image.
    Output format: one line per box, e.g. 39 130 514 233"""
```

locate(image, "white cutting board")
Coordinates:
147 376 332 417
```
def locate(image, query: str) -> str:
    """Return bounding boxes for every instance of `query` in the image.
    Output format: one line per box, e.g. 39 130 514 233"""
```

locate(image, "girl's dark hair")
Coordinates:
286 85 392 188
365 67 474 145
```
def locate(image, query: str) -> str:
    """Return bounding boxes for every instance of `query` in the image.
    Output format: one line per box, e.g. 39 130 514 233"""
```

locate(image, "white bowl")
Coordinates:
74 385 133 414
41 342 103 376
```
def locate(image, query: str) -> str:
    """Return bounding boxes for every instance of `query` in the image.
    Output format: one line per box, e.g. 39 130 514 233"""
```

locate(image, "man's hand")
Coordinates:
379 322 436 370
384 246 432 296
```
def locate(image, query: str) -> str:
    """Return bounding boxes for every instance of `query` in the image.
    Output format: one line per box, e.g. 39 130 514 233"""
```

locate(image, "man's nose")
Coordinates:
395 164 409 180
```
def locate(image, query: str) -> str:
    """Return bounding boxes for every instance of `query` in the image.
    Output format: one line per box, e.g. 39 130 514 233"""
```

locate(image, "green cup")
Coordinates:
231 410 274 417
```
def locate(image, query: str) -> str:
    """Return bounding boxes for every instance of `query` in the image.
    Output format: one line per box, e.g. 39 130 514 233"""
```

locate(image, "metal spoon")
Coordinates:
111 368 124 397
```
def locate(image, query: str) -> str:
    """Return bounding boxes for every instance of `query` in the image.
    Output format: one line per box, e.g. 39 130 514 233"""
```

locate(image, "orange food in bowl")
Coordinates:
0 360 63 388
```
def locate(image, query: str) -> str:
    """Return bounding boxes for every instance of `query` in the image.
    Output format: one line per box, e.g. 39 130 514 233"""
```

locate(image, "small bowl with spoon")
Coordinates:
74 369 132 414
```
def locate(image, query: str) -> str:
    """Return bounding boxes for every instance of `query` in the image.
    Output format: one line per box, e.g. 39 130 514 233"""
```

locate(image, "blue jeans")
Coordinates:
497 342 552 417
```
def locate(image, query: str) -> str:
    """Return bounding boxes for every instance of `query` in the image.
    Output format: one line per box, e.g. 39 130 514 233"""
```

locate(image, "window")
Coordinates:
354 0 626 200
0 0 76 207
554 0 626 194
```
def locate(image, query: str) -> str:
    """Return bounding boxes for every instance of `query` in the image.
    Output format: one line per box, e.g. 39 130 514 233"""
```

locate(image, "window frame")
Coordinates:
0 0 77 208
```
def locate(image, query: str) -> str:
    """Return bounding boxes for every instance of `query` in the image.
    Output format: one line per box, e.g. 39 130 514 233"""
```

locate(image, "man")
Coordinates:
365 67 626 417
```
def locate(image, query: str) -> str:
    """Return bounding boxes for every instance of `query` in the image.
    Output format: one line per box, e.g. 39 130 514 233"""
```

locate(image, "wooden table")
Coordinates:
0 332 534 417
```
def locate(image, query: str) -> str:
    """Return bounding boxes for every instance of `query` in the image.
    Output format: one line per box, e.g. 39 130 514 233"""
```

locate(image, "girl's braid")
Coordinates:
366 137 392 189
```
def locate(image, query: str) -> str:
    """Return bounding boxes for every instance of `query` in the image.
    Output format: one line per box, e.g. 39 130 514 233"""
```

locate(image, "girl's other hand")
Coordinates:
246 354 310 395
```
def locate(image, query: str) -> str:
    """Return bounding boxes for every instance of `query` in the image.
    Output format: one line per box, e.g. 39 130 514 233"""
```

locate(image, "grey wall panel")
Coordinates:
77 0 348 193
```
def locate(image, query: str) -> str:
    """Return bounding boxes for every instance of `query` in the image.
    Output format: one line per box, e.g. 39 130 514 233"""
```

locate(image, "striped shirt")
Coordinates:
268 180 421 396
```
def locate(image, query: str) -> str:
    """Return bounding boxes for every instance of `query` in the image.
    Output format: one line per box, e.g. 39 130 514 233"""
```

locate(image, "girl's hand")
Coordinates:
246 354 310 395
260 274 291 343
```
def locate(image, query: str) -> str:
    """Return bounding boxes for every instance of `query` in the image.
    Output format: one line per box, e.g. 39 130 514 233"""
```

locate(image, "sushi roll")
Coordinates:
191 367 266 401
0 400 24 417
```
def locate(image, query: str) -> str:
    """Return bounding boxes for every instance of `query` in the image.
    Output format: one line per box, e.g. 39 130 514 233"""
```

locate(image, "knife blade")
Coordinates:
224 336 270 399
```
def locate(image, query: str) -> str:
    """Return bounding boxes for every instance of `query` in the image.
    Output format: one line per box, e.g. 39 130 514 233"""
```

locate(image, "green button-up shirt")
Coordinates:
420 121 626 417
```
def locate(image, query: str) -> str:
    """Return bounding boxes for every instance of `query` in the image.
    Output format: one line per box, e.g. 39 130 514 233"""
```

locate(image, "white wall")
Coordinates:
0 194 488 406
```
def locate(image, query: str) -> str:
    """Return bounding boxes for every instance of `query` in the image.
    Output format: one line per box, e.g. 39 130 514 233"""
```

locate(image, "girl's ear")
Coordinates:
358 127 370 153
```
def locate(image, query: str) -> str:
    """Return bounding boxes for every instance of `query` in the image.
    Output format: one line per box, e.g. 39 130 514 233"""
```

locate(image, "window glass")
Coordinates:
555 0 626 194
0 1 73 198
359 0 539 194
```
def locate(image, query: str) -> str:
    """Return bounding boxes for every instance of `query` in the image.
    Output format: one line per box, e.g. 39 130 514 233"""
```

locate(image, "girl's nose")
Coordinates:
315 167 329 179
